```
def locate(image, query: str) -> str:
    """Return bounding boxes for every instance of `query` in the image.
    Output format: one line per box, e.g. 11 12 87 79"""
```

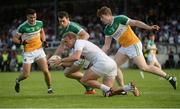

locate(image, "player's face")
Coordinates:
58 17 69 28
150 35 155 40
100 14 111 25
63 36 74 49
27 13 37 25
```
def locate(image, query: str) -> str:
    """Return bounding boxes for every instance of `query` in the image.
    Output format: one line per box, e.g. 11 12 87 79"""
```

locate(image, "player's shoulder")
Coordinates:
18 21 27 28
36 20 43 25
70 21 82 28
17 21 28 30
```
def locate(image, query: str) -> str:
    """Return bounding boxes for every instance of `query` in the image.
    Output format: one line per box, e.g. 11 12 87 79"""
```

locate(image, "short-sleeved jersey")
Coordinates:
147 40 157 54
59 21 83 38
74 40 112 64
17 20 43 52
104 15 140 47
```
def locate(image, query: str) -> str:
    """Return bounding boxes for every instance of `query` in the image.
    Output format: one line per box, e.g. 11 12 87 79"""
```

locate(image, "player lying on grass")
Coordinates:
50 32 140 97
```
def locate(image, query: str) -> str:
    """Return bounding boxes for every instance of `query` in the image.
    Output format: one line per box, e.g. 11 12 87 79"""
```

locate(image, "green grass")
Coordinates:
0 69 180 108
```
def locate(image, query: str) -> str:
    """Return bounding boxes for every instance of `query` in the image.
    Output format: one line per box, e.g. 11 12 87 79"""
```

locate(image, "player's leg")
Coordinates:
133 55 177 89
15 63 31 93
36 57 53 93
64 64 83 79
80 69 101 89
64 63 95 94
114 52 129 87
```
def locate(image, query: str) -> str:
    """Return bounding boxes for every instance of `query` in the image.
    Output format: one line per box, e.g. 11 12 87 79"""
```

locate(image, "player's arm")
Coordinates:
102 36 112 53
128 19 160 31
40 28 46 41
40 28 49 48
54 50 81 67
54 40 65 55
78 30 90 40
12 33 23 44
61 50 81 62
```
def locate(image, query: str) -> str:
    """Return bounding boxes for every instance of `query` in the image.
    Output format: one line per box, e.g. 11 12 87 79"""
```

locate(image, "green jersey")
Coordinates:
16 20 43 52
104 15 140 47
59 21 83 38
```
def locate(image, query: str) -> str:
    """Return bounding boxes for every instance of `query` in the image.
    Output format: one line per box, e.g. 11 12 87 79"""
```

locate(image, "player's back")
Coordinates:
74 40 113 64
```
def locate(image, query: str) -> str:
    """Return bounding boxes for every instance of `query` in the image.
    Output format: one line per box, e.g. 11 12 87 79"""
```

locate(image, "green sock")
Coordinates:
77 80 93 91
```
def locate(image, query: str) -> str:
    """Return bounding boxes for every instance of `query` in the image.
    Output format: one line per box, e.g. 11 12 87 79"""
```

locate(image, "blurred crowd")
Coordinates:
0 0 180 71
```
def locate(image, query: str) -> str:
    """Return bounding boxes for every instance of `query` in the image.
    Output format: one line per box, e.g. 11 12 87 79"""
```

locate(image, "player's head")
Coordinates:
97 6 112 25
58 11 70 28
149 33 156 40
26 9 37 25
62 32 77 49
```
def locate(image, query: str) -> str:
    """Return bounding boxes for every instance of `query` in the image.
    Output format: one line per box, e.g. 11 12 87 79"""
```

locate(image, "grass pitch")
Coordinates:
0 69 179 108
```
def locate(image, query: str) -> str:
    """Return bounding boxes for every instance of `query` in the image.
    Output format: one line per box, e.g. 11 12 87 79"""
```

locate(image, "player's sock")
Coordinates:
15 78 20 93
164 74 171 80
168 76 177 90
78 80 94 91
47 88 53 94
123 84 132 92
100 84 110 92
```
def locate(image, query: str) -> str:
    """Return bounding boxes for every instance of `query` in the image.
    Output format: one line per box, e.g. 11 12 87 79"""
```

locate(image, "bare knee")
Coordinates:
64 72 72 78
80 78 88 84
139 65 149 71
22 73 29 79
42 70 50 76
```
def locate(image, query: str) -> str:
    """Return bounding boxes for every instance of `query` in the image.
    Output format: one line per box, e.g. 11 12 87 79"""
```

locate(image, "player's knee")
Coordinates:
22 73 29 79
139 65 148 71
80 78 88 84
64 72 72 78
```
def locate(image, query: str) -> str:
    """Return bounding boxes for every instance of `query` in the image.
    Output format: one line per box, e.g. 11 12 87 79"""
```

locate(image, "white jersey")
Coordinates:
74 40 117 77
74 40 110 64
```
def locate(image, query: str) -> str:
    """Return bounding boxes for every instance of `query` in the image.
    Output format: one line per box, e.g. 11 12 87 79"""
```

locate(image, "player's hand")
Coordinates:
43 41 49 48
20 40 28 45
48 58 62 67
150 25 160 31
53 59 62 66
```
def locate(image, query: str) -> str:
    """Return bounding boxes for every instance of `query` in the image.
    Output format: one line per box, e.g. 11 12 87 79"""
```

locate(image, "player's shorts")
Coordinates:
118 42 143 59
90 57 117 78
23 48 46 64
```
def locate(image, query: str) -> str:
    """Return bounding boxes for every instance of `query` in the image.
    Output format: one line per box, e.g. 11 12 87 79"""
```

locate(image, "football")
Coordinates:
48 55 61 68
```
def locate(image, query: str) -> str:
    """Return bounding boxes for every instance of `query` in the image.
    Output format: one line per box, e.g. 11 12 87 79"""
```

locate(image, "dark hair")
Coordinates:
26 9 36 15
97 6 112 17
58 11 69 19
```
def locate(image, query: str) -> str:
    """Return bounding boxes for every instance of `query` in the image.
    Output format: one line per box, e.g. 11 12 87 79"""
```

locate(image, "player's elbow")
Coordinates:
129 19 139 26
73 56 80 61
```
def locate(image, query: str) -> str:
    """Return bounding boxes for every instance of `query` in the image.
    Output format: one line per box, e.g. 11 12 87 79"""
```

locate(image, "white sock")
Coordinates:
123 85 132 92
100 84 110 92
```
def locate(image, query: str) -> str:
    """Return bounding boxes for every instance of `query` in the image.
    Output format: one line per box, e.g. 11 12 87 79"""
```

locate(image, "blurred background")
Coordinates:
0 0 179 71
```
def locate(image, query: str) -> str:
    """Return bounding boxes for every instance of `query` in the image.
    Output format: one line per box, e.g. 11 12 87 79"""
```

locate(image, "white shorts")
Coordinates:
90 58 117 78
118 42 143 59
23 48 46 64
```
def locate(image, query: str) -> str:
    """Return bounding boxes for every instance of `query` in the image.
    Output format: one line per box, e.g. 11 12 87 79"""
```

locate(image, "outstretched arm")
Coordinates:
128 19 160 31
